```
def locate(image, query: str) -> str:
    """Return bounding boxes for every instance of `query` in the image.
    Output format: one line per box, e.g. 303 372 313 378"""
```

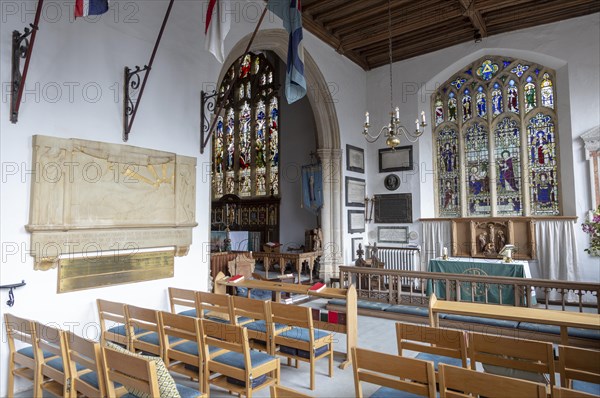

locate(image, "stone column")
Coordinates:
317 148 343 282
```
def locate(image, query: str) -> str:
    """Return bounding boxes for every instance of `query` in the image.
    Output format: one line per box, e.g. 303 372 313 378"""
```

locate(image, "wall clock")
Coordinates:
384 174 400 191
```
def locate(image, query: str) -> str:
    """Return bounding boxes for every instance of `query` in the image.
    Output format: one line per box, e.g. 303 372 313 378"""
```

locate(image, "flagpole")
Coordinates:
10 0 44 123
201 4 269 153
124 0 175 140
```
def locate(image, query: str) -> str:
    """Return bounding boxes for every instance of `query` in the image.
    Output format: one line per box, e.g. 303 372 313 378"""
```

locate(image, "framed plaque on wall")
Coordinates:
374 193 412 223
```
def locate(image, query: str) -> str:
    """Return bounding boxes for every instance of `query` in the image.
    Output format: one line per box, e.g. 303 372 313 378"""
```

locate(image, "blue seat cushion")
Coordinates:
245 320 288 333
79 371 122 390
517 323 600 340
384 305 429 317
138 332 181 346
357 300 392 311
517 322 560 335
176 384 204 398
443 314 519 328
178 309 197 317
46 358 84 373
212 350 275 370
328 299 347 307
415 352 465 371
226 373 268 388
17 346 54 359
172 341 221 357
371 386 436 398
235 287 273 301
482 364 549 384
278 327 331 342
107 325 129 336
572 380 600 395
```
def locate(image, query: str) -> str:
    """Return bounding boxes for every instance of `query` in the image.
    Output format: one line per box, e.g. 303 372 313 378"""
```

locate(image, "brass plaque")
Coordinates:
58 250 174 293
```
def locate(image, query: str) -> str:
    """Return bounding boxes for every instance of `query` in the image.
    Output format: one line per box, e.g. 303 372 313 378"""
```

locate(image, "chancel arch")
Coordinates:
214 29 343 280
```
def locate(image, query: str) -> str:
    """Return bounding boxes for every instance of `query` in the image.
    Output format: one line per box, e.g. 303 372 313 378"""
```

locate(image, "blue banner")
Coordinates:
302 164 323 214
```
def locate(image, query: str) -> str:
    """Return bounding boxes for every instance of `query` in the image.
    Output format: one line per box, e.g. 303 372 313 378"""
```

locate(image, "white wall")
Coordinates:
0 1 367 394
365 13 600 281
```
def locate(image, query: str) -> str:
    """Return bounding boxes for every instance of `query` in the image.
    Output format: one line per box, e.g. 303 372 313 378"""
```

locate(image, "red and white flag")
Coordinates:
205 0 230 63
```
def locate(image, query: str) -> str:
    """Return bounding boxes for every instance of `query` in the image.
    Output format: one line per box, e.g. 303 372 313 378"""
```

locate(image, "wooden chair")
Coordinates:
270 384 313 397
438 363 547 398
65 330 119 398
232 295 284 353
4 314 41 397
196 291 235 324
102 345 206 398
126 304 162 358
351 346 436 398
97 299 130 349
169 286 199 317
467 331 556 386
200 318 280 397
269 301 333 390
396 322 468 372
558 345 600 395
159 311 208 393
552 386 600 398
34 321 71 398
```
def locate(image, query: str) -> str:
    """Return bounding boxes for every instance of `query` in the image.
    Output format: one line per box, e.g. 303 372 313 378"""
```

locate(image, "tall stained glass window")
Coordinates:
212 52 279 199
437 126 461 217
432 56 560 217
465 123 490 216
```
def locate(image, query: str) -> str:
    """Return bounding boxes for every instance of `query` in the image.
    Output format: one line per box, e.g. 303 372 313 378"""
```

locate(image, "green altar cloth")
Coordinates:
426 258 536 305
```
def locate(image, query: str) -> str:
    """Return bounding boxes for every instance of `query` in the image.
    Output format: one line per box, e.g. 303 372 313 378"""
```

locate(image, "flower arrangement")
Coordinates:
582 205 600 256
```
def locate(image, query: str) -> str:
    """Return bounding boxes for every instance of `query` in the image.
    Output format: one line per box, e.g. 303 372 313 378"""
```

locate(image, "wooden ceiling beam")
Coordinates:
318 0 400 27
333 0 445 37
341 7 463 51
301 14 370 70
458 0 487 36
303 0 345 17
485 0 599 28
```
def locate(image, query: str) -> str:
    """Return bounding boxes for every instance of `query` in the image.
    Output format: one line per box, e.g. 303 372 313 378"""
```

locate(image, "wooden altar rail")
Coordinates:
339 266 600 313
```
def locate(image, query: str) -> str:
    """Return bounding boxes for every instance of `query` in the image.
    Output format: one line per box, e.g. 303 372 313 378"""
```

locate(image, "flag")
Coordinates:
205 0 231 63
74 0 109 17
301 164 323 214
267 0 306 104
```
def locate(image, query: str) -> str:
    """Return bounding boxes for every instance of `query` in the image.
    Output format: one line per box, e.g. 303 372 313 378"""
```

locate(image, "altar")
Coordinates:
426 257 536 305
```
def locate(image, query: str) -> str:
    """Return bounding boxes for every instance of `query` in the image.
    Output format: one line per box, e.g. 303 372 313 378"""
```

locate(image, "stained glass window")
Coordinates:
495 118 522 215
462 89 473 122
437 126 461 217
524 76 536 113
541 73 554 109
432 56 560 217
212 52 279 199
465 123 490 216
528 113 559 215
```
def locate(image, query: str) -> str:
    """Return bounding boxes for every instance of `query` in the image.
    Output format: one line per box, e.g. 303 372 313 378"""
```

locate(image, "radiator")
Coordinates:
367 246 420 287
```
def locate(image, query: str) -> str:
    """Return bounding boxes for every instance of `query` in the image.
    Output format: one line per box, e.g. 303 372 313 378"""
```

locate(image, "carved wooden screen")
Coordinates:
212 52 279 199
432 56 560 217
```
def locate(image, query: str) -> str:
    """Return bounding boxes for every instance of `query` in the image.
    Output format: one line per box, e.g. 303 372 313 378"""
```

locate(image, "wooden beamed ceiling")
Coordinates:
292 0 600 70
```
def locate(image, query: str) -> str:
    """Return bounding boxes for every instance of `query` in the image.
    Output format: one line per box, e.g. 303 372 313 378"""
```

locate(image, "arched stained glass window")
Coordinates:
437 126 461 217
432 56 560 217
212 52 279 199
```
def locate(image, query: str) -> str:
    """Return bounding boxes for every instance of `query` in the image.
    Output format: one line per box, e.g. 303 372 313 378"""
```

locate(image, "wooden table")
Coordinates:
252 250 322 284
214 272 357 369
429 294 600 345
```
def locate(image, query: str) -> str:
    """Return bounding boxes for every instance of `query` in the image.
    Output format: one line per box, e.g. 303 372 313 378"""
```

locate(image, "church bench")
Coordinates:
326 298 600 349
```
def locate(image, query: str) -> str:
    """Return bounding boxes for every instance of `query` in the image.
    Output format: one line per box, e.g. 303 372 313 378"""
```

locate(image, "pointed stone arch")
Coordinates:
216 29 343 279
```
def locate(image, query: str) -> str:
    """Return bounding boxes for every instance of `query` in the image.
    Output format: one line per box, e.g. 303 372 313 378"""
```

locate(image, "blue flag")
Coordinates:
267 0 307 104
302 164 323 214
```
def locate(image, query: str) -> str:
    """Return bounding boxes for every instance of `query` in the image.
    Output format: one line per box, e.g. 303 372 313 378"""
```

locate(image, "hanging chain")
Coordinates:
388 0 393 114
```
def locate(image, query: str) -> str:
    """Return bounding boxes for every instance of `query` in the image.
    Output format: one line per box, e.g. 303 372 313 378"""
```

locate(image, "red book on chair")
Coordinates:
309 282 326 293
328 310 338 324
229 275 245 283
